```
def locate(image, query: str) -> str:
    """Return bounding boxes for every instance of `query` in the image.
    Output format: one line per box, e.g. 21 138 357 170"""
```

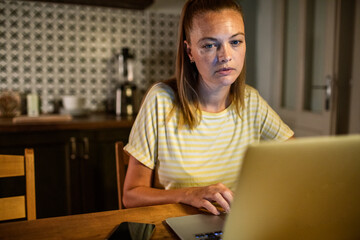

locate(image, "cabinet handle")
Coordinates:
83 137 89 160
70 137 77 160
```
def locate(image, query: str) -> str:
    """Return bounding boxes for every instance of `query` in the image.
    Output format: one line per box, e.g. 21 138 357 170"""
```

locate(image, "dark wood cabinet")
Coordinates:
21 0 154 9
0 116 132 218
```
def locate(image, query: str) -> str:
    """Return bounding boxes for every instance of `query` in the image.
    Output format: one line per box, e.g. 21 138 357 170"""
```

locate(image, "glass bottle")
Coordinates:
115 48 137 117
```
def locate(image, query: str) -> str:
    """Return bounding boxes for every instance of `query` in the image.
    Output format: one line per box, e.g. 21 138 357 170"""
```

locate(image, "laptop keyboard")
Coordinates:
195 231 223 240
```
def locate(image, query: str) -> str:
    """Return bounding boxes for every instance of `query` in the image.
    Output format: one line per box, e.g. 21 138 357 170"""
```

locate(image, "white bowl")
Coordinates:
62 95 85 111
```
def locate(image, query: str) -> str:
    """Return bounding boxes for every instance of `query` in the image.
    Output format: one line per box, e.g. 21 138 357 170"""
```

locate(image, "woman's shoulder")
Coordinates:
242 84 270 110
143 80 176 103
244 84 261 99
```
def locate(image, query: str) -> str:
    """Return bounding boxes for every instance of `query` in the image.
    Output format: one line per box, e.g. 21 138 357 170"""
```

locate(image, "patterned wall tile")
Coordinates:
0 0 179 113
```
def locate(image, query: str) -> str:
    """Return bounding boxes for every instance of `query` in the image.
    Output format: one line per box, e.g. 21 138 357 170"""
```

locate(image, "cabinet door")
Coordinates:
0 132 70 218
36 140 69 218
67 132 97 215
93 128 131 211
65 128 131 214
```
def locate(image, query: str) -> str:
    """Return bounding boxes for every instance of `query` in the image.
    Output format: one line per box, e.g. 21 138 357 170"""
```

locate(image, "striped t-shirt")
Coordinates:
124 82 294 191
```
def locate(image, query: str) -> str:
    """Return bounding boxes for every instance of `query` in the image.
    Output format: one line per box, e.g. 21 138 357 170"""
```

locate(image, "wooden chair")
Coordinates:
0 149 36 221
115 142 129 209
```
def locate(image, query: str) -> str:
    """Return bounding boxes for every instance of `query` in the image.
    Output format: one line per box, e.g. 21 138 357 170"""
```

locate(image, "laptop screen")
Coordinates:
223 134 360 240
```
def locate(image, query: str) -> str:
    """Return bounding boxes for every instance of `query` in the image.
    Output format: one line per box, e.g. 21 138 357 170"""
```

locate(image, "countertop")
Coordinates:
0 113 134 132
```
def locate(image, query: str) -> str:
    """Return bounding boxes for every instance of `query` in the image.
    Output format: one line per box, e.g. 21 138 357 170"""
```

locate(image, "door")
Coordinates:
272 0 339 137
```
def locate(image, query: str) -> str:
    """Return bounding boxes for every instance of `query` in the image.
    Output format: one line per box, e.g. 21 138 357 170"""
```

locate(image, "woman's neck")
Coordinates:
198 83 231 113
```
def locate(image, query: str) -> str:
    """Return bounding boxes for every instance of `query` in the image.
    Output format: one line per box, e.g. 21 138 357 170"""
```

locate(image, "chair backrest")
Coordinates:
0 149 36 221
115 142 129 209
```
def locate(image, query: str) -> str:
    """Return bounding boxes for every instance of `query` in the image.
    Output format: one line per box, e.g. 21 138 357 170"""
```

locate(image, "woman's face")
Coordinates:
185 9 246 91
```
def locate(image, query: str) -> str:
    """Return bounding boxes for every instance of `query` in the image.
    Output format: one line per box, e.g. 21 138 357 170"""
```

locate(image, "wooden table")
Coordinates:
0 204 201 240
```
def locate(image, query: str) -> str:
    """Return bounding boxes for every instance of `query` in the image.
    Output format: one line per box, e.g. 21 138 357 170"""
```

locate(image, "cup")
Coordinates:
62 95 84 110
27 93 39 117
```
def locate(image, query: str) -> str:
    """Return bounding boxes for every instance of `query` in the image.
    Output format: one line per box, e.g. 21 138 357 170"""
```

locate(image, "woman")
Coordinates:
123 0 294 215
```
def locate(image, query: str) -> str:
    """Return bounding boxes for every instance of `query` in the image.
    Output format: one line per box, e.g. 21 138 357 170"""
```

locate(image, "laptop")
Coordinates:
166 134 360 240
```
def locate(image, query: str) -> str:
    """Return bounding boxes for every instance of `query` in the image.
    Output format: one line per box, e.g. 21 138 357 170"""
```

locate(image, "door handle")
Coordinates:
69 137 77 160
82 137 89 160
312 75 332 111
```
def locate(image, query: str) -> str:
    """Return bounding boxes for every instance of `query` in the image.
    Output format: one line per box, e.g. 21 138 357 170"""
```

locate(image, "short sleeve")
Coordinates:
124 83 173 169
248 87 294 141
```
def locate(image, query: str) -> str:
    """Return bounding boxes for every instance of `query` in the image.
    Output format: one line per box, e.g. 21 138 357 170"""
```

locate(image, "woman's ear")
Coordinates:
184 40 194 62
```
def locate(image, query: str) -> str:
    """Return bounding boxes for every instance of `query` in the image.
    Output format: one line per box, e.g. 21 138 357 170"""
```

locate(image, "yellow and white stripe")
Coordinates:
124 83 293 191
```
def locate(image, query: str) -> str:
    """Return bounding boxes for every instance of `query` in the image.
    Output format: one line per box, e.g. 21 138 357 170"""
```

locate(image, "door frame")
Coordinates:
349 0 360 133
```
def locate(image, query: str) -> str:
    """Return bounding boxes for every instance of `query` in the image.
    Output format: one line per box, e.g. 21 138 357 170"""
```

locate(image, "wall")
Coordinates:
349 0 360 133
0 0 179 113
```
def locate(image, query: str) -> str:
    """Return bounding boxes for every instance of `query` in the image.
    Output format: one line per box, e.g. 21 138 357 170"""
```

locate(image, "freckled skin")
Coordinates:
185 9 246 94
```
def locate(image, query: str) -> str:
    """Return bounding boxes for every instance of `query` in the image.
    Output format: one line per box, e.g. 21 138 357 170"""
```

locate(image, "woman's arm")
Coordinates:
123 156 233 215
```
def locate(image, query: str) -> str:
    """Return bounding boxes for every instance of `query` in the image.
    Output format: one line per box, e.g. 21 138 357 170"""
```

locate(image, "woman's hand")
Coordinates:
123 156 233 215
180 183 233 215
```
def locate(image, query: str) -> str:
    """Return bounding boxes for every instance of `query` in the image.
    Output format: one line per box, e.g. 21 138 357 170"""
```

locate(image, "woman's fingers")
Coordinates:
180 183 233 215
207 183 233 211
221 190 234 207
201 199 221 215
213 192 230 213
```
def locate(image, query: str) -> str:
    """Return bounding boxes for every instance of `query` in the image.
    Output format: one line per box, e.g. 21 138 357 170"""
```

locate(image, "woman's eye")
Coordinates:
231 40 242 46
203 43 215 49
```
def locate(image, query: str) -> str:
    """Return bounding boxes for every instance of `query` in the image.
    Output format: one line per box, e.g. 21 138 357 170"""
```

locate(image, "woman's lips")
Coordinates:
216 67 235 75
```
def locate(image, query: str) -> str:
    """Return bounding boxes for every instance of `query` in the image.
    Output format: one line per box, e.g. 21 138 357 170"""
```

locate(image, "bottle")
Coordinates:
115 86 122 116
115 48 137 117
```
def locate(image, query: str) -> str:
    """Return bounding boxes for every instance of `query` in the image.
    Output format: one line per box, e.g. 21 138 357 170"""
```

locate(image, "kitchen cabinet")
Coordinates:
0 116 132 218
21 0 154 10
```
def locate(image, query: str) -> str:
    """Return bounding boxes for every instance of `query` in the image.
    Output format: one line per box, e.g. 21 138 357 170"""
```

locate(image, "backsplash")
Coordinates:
0 0 179 113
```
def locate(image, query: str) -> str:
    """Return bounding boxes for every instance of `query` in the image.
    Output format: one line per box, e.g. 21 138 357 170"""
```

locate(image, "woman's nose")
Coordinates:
217 45 232 63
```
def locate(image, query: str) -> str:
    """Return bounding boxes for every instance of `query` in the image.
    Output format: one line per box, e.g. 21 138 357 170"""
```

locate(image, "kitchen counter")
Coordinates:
0 113 134 132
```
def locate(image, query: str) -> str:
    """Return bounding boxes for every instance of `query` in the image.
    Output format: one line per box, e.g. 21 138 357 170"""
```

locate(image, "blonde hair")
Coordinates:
165 0 246 129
